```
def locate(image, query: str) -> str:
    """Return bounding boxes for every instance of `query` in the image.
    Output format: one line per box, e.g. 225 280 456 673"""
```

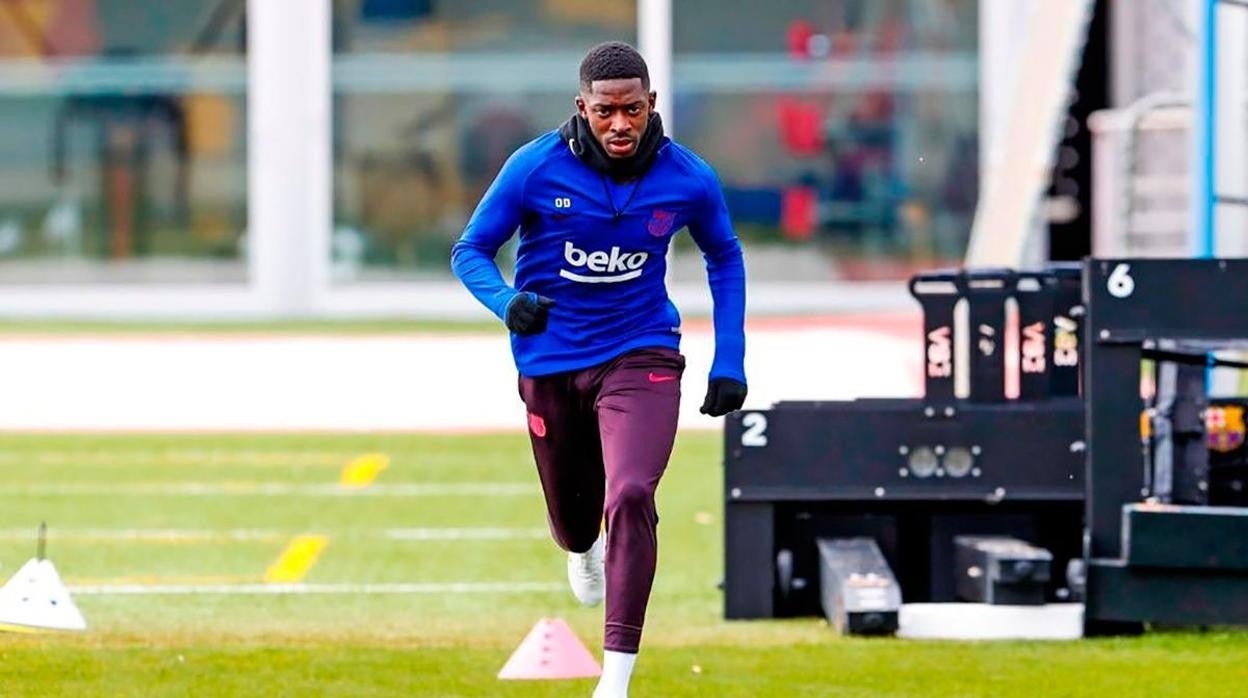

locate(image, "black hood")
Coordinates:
558 112 664 180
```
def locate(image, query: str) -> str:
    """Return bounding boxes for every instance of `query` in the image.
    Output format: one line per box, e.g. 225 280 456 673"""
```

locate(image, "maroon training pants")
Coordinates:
518 347 685 654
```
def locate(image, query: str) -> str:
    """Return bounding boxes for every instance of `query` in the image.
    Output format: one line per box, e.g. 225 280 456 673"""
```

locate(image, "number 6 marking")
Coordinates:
1107 263 1134 298
741 412 768 447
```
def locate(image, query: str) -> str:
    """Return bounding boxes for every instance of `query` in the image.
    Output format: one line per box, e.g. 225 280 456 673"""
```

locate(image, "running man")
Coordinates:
450 41 747 698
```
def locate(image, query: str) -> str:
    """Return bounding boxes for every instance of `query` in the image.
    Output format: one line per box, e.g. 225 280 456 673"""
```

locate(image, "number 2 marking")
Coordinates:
741 413 768 447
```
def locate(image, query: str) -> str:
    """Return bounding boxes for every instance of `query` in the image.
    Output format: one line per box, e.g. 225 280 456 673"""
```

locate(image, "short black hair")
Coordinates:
579 41 649 92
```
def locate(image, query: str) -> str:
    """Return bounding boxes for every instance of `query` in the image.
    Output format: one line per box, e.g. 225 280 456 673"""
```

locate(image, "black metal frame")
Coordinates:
724 257 1248 629
1083 258 1248 625
724 264 1088 620
724 402 1085 618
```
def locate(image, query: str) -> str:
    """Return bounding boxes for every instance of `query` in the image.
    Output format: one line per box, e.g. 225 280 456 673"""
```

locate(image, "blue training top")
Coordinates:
450 129 746 383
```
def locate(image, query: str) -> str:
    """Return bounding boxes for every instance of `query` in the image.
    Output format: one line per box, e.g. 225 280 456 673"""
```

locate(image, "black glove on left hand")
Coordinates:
700 378 748 417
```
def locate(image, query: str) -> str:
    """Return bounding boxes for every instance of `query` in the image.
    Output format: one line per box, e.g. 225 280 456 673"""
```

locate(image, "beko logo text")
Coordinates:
560 241 648 283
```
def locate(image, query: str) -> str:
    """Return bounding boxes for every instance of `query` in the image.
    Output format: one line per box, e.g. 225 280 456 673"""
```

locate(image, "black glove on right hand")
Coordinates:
505 293 556 335
700 377 748 417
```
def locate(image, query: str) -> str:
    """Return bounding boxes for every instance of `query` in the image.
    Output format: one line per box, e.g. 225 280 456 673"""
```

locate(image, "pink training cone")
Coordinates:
497 618 602 680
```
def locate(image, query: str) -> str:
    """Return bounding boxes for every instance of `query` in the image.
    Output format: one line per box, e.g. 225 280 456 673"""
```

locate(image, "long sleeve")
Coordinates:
450 151 531 320
687 170 747 384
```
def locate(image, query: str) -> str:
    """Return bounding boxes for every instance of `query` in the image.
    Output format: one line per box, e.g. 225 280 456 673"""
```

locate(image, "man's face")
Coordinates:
575 78 656 159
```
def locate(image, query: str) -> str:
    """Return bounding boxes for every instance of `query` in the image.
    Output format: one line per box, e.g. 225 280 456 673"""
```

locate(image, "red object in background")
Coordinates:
781 186 817 241
877 18 905 53
777 98 823 156
787 20 815 59
831 29 857 56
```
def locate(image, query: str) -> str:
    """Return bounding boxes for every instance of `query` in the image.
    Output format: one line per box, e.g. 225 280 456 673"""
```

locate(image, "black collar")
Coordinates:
558 112 664 181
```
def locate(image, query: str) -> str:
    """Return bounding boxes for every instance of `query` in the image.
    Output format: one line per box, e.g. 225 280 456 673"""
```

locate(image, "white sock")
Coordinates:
593 650 637 698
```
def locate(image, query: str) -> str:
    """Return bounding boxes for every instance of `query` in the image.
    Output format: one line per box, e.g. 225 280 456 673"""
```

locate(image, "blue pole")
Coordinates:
1194 0 1218 393
1193 0 1217 258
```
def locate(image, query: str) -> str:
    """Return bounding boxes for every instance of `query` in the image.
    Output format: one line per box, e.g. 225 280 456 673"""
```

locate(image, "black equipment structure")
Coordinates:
1083 258 1248 627
816 538 901 635
725 257 1248 635
953 536 1052 605
724 264 1086 625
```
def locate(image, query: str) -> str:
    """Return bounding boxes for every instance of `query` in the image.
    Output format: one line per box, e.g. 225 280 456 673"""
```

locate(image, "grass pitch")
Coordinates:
0 432 1245 697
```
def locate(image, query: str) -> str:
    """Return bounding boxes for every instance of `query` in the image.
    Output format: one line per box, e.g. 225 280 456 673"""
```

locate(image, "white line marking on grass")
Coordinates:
0 482 536 497
70 582 565 596
385 527 548 540
0 527 549 543
68 575 255 586
0 528 288 543
0 451 351 467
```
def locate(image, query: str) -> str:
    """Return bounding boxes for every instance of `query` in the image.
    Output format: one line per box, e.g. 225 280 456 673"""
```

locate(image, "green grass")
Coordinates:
1 433 1246 696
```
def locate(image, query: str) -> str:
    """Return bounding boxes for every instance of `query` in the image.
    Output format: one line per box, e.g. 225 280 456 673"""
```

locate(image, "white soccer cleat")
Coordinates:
567 533 605 607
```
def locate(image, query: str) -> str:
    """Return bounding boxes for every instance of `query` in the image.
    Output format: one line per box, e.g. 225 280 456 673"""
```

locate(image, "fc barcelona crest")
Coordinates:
647 209 676 237
1207 405 1246 453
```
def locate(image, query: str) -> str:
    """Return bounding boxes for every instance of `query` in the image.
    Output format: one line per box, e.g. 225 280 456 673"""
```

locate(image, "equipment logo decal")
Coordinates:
1206 405 1245 453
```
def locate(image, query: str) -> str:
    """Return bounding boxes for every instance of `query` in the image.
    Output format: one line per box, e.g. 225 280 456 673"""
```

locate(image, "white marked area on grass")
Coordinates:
70 582 566 596
0 482 536 497
0 527 550 542
899 603 1084 640
385 527 548 541
0 326 918 431
0 528 289 543
67 574 255 586
0 335 518 431
0 451 351 467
